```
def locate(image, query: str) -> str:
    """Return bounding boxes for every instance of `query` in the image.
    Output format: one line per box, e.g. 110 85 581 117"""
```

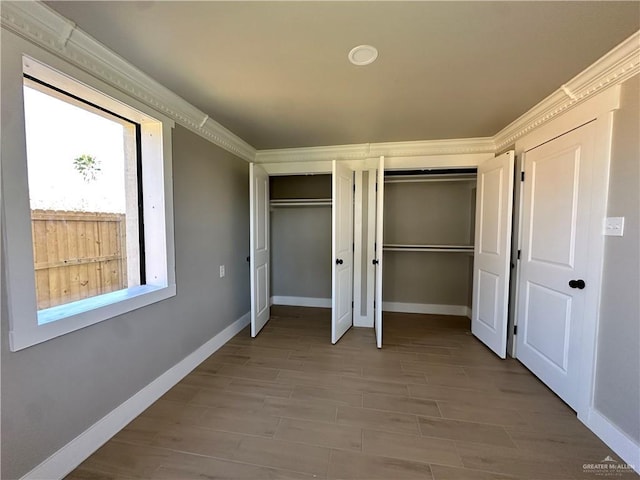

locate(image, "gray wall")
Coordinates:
270 175 332 300
271 174 331 200
383 251 474 306
382 180 475 306
1 30 250 478
594 75 640 443
383 181 475 245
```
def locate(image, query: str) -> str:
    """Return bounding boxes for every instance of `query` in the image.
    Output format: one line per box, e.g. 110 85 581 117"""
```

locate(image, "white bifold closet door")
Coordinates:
250 163 270 337
332 160 354 344
471 151 515 358
374 156 385 348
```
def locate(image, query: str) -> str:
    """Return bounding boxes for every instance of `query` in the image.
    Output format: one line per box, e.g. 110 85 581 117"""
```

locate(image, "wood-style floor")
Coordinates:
67 306 636 479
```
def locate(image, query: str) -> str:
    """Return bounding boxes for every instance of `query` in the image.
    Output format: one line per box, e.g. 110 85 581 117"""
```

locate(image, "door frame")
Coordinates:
374 156 385 348
251 162 357 344
513 85 621 421
374 156 499 348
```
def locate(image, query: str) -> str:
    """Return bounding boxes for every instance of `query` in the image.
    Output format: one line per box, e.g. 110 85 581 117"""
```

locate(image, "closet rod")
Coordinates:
383 244 474 253
385 168 477 176
270 198 332 207
384 176 476 184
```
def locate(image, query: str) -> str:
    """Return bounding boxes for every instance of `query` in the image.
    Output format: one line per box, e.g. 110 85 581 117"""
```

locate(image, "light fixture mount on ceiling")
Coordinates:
348 45 378 66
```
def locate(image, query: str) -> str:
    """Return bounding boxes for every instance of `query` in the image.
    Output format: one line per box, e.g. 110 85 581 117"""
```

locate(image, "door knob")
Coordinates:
336 259 344 265
569 279 586 289
372 259 379 265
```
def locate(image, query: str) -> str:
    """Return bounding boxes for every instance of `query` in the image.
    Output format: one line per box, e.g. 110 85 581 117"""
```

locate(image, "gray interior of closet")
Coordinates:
382 170 477 313
269 174 332 303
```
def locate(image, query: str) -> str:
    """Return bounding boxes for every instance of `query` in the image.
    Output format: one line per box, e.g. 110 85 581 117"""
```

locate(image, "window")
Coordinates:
5 56 176 351
24 78 144 313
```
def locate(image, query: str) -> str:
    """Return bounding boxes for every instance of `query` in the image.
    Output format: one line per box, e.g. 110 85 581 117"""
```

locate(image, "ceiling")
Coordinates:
46 1 639 150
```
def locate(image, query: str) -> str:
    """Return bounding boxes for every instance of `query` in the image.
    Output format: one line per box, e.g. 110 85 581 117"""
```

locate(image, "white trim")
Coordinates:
20 312 251 480
4 49 177 351
382 302 472 319
256 138 496 164
3 3 637 167
263 160 334 176
494 31 639 151
384 153 492 170
259 143 373 163
0 2 255 162
578 111 615 419
584 408 640 474
513 85 621 422
271 296 331 308
516 86 621 154
364 168 377 329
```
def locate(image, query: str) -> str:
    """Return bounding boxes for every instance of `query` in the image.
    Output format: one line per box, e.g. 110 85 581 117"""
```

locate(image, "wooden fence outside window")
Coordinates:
31 210 128 310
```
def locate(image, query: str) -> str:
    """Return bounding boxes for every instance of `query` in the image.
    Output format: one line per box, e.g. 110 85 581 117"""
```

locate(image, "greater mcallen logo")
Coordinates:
583 456 635 476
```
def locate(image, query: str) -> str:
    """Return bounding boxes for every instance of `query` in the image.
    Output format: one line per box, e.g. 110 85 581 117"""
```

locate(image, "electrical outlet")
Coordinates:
219 265 225 278
604 217 624 237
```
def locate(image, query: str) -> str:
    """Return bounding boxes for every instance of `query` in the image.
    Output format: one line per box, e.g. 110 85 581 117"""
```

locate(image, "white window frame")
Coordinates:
4 55 176 351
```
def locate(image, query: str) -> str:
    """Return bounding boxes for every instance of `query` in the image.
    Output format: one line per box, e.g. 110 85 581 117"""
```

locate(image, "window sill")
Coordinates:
38 284 175 324
10 284 176 351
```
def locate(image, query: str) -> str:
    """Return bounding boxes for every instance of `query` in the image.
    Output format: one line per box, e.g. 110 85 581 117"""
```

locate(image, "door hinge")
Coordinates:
375 182 378 192
513 325 518 335
353 183 356 193
352 300 354 308
517 249 521 260
521 171 525 182
353 242 355 253
373 300 376 308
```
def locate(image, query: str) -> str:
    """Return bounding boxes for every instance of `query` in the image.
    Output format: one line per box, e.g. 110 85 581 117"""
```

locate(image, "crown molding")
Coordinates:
256 143 373 163
2 3 637 165
262 30 639 163
255 137 496 163
494 30 640 151
0 1 256 162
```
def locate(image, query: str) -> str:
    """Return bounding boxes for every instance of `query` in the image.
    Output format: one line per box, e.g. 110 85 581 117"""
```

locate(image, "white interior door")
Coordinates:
331 160 354 344
516 123 595 411
374 156 385 348
250 163 270 337
472 151 515 358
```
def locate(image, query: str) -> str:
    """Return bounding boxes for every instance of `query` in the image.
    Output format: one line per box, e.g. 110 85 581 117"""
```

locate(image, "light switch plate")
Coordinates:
604 217 624 236
219 265 225 278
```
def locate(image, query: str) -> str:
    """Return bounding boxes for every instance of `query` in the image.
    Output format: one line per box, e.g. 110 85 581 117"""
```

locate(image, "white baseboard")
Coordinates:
383 301 472 318
354 314 373 328
269 298 471 321
583 408 640 474
271 296 331 308
21 312 251 480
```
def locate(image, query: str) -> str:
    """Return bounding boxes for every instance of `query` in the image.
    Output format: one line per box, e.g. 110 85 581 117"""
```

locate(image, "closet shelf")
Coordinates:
383 244 475 253
384 175 476 184
270 198 332 207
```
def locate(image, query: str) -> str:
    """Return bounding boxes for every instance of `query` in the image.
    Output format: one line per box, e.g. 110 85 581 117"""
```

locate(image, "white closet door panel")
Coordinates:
250 163 270 337
332 160 354 344
374 156 385 349
516 123 594 411
472 151 515 358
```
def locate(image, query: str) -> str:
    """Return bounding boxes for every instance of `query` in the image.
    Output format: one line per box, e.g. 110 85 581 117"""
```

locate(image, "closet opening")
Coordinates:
269 174 332 311
381 168 477 318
